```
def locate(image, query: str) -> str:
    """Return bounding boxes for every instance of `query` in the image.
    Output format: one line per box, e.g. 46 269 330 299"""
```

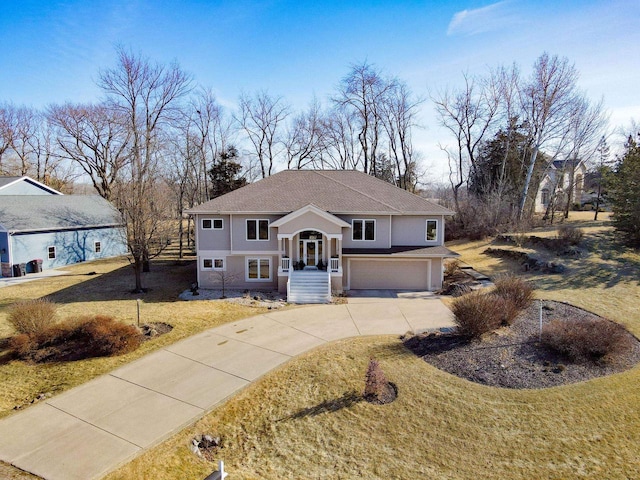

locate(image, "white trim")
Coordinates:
389 215 392 248
229 214 233 252
202 257 226 271
426 219 439 242
270 204 351 228
246 257 272 281
246 219 270 241
351 219 376 241
0 176 63 195
201 218 224 230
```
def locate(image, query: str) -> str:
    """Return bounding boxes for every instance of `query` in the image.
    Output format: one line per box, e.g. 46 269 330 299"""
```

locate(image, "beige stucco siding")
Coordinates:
198 254 278 290
197 215 231 250
231 214 280 251
391 215 444 245
338 215 391 248
275 211 345 236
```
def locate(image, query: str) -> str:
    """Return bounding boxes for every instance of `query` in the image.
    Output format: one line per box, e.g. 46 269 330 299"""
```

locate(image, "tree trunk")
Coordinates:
518 145 540 220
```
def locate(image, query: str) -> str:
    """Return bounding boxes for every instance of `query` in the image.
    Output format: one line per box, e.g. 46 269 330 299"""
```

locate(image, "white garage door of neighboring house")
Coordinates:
349 259 431 290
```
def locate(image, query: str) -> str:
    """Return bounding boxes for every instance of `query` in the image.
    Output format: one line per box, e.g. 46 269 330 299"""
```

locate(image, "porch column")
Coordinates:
338 237 342 270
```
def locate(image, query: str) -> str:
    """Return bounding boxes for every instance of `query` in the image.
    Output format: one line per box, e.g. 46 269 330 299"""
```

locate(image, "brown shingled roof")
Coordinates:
186 170 454 215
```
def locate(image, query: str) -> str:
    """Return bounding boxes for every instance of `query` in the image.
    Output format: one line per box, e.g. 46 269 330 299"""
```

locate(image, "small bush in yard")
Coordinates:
9 315 142 363
493 274 534 310
444 259 461 278
541 318 635 363
451 291 502 338
557 225 584 246
363 358 396 404
8 298 57 335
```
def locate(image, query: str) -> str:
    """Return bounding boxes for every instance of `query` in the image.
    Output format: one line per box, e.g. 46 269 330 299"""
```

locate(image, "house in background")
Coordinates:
186 170 457 303
0 176 127 277
535 159 587 213
0 176 63 196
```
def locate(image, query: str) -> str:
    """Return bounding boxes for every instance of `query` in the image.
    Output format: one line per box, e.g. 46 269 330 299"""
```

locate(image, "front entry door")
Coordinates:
300 239 323 266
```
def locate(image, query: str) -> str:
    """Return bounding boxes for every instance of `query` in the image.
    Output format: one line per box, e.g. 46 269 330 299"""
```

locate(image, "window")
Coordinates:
246 219 269 240
352 219 375 241
203 258 225 270
94 241 101 253
48 246 56 259
426 220 438 242
247 258 271 280
202 218 223 230
541 188 550 206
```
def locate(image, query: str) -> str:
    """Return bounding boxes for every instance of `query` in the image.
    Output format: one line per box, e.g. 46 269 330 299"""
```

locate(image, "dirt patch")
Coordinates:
404 301 640 389
138 322 173 339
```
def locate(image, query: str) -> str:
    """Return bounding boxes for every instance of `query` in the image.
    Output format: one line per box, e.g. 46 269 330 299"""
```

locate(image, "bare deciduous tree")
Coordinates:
98 47 192 292
518 53 581 219
433 73 500 212
49 103 131 200
334 62 397 176
237 91 289 178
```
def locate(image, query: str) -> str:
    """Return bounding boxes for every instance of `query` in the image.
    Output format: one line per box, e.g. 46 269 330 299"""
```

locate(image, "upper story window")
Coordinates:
247 219 269 240
352 219 375 241
202 218 223 230
426 220 438 242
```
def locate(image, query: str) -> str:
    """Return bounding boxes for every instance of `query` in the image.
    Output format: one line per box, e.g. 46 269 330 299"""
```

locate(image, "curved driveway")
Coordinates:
0 292 453 480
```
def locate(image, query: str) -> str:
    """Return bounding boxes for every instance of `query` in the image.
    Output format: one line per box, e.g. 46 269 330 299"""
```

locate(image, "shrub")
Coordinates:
9 315 142 362
8 298 57 335
363 358 396 404
540 318 635 363
77 315 142 357
451 291 502 338
444 259 461 278
493 274 534 310
492 295 522 327
557 225 584 246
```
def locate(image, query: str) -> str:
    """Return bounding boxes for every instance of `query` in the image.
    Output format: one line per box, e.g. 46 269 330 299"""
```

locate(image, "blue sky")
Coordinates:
1 0 638 179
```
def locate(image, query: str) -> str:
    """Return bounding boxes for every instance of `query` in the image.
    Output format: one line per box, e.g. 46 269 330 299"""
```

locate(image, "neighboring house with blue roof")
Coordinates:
0 177 127 277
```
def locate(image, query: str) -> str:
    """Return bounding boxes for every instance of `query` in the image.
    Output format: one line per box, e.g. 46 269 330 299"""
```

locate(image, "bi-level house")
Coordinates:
186 170 457 303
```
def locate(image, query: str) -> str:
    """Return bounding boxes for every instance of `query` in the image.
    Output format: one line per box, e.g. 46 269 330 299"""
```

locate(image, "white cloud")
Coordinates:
447 1 514 36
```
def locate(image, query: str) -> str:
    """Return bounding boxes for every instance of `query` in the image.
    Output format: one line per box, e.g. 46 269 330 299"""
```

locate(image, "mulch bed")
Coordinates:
404 300 640 389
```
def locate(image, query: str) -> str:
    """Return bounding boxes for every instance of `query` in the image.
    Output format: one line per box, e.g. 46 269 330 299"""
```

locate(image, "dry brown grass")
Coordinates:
104 211 640 480
106 336 640 480
0 253 267 418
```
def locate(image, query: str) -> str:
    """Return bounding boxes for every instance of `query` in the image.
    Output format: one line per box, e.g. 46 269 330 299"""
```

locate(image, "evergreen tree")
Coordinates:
208 146 247 199
609 133 640 247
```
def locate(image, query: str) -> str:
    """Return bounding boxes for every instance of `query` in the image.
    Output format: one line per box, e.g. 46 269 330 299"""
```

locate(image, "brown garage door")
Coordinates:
349 259 430 290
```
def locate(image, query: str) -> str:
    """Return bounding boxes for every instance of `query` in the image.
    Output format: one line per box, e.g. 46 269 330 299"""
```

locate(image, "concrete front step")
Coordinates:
288 271 331 304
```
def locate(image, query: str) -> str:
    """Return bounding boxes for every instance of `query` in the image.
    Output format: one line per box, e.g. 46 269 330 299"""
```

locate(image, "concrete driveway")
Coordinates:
0 296 454 480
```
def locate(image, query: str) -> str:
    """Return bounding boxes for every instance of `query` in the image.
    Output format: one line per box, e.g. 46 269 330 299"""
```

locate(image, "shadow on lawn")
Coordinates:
280 391 363 421
43 258 196 305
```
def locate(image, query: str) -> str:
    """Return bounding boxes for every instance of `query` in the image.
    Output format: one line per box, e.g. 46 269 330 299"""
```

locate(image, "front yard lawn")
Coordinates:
0 254 268 418
105 212 640 480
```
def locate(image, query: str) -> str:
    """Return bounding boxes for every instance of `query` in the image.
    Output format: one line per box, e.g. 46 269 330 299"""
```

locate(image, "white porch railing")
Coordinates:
330 257 339 272
280 257 291 272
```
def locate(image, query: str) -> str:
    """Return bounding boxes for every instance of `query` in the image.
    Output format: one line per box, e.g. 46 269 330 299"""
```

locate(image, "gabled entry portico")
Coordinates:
270 204 350 298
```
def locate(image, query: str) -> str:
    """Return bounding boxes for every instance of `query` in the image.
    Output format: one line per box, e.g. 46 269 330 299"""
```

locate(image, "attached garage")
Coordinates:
348 258 431 290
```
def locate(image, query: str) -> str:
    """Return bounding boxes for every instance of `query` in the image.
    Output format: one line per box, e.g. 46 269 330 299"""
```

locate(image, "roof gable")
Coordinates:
0 176 63 195
187 170 454 216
